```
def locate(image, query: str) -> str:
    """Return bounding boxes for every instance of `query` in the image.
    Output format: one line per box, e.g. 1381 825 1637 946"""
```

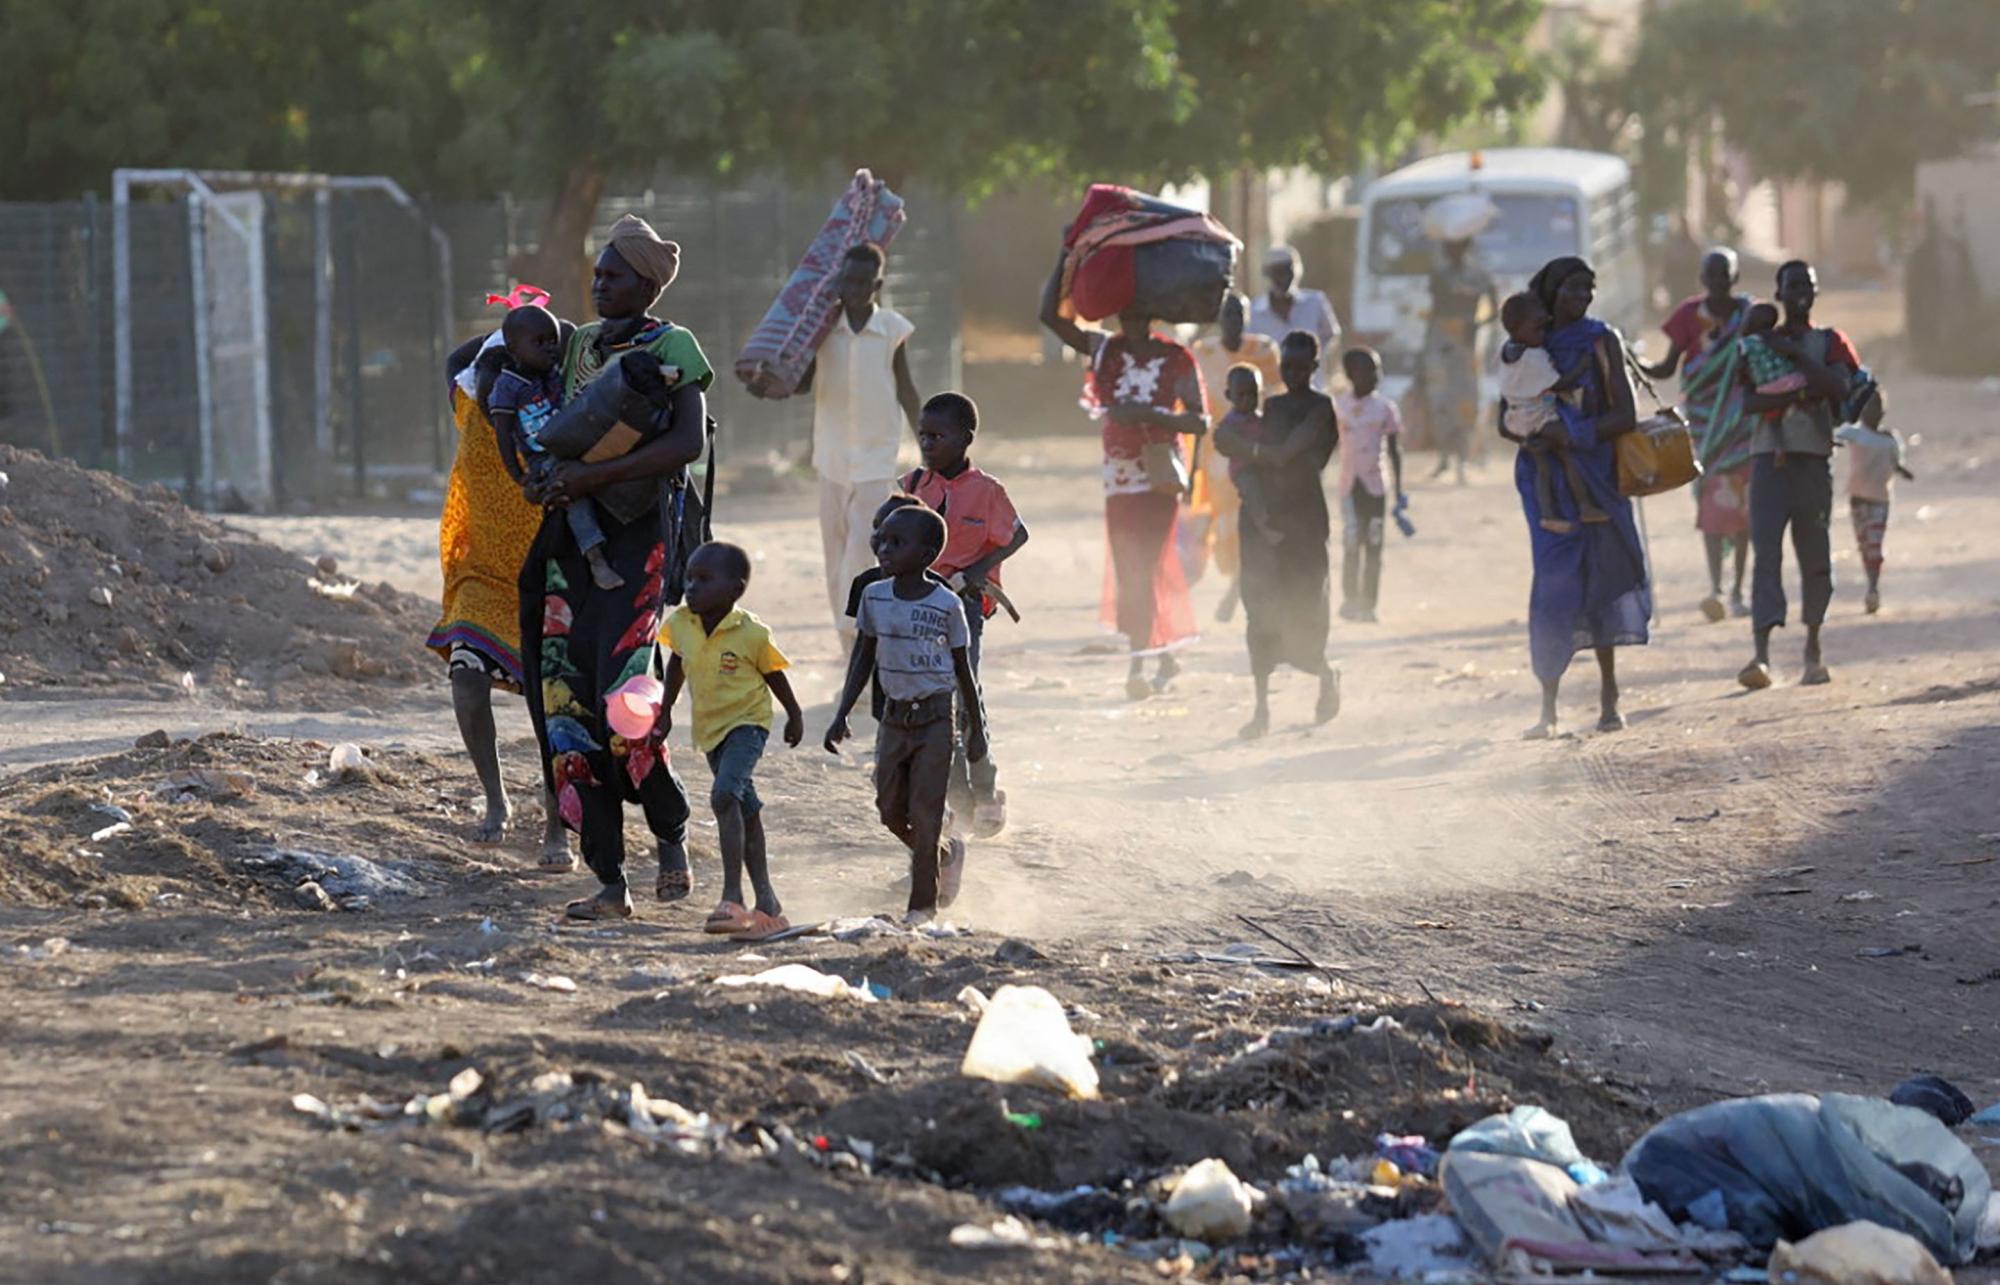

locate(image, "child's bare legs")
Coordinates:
582 544 624 591
1531 447 1572 534
1732 539 1749 614
713 797 781 918
1238 476 1284 547
1562 454 1608 524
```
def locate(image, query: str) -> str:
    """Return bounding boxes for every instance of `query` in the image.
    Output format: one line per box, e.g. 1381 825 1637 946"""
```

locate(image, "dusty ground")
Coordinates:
3 299 1998 1279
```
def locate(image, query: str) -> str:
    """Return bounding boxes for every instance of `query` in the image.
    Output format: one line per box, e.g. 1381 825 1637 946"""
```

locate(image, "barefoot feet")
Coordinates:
472 796 512 845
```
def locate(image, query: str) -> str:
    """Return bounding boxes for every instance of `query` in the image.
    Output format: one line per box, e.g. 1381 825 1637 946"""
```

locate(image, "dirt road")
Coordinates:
2 355 1996 1281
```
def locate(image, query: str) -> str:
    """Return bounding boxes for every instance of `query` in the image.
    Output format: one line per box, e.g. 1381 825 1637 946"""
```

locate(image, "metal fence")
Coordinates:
0 177 960 508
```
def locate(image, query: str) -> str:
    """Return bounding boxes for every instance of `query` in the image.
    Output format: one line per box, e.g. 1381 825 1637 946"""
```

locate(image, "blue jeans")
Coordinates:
1750 453 1834 632
704 725 767 817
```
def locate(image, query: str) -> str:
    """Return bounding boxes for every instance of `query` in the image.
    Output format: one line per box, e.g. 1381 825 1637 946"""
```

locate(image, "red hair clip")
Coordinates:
484 284 551 309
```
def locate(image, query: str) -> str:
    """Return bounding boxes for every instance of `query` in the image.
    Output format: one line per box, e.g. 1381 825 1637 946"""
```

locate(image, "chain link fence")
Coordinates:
0 177 959 509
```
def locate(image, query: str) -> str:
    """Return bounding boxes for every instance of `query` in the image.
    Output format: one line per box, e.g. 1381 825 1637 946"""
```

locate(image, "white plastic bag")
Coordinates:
713 963 876 1003
1423 192 1499 242
959 984 1098 1099
1164 1157 1259 1241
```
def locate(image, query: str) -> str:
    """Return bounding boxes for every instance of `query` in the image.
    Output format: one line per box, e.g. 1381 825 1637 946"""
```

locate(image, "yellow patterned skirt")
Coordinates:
425 389 546 691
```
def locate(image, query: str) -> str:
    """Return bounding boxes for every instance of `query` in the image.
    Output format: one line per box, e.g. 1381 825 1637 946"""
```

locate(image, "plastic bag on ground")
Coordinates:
1448 1104 1588 1169
958 984 1099 1099
1768 1222 1954 1285
1163 1158 1259 1241
1623 1093 1990 1265
713 963 877 1003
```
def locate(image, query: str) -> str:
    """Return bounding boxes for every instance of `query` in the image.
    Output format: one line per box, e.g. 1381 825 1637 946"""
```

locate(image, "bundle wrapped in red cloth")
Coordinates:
1058 185 1240 324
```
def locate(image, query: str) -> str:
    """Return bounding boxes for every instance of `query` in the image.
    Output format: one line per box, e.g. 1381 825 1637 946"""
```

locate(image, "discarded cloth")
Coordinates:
1623 1093 1990 1265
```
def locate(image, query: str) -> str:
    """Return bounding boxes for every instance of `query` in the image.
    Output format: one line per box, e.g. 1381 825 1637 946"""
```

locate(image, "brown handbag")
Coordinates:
1597 341 1702 498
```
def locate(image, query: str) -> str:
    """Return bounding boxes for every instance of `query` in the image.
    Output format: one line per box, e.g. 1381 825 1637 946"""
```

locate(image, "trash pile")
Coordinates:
0 733 474 913
292 1067 739 1156
965 1079 2000 1281
0 444 434 694
276 954 1999 1283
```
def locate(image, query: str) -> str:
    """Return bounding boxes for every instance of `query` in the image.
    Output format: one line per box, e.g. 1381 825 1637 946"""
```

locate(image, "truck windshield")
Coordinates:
1367 193 1582 276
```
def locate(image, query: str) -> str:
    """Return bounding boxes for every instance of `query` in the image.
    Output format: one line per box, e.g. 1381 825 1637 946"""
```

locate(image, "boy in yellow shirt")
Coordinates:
661 542 804 941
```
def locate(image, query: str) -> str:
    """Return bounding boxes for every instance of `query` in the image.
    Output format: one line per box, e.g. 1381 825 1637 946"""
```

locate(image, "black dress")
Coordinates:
1237 390 1337 676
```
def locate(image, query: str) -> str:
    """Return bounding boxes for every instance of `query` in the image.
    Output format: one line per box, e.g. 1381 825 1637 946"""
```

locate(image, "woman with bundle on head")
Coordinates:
1040 273 1207 701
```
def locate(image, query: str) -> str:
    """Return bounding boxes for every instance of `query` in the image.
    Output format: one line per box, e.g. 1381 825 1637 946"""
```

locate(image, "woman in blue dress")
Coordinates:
1513 256 1650 738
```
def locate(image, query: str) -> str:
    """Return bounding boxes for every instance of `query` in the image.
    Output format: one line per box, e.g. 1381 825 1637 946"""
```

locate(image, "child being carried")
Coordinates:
486 304 623 590
1219 364 1285 546
1738 301 1809 399
1496 292 1608 535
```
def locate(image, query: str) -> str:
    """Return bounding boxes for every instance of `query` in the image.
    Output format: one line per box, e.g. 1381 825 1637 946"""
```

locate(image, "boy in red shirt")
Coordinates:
901 392 1029 838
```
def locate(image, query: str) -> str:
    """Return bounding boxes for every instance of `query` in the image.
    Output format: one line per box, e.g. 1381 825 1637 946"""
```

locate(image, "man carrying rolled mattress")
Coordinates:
798 243 923 648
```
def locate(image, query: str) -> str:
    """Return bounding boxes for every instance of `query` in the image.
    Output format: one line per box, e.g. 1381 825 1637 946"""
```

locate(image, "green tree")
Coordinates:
1 0 1544 306
0 1 499 200
475 0 1542 303
1627 0 2000 213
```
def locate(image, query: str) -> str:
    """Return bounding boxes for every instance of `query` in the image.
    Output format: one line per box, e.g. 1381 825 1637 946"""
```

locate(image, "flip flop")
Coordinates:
657 865 692 903
730 910 793 942
564 892 632 921
704 901 753 935
538 848 578 874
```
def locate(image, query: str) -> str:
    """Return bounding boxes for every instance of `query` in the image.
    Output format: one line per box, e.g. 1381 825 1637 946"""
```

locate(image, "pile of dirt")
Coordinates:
0 732 499 913
0 445 435 698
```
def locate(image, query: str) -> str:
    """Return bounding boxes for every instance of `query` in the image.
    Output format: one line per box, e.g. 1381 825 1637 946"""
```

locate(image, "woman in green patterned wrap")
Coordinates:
519 214 714 921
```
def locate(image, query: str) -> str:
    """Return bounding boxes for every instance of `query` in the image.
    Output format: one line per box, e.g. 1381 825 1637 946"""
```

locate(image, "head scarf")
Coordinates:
1264 244 1302 274
607 214 681 298
1529 256 1593 316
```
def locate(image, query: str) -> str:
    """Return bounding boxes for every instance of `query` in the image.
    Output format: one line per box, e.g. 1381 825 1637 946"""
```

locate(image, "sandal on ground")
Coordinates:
730 910 793 942
537 846 578 874
657 865 693 903
704 900 754 935
1125 674 1152 701
1738 661 1773 691
1699 595 1727 623
564 890 632 921
972 792 1007 840
1801 663 1832 687
1596 712 1627 733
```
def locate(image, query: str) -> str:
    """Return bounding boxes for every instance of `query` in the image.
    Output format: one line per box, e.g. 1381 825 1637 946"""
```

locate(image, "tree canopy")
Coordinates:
2 0 1541 200
1622 0 2000 211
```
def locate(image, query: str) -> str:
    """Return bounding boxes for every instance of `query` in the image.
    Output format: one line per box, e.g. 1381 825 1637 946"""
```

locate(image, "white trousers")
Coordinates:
820 476 895 636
